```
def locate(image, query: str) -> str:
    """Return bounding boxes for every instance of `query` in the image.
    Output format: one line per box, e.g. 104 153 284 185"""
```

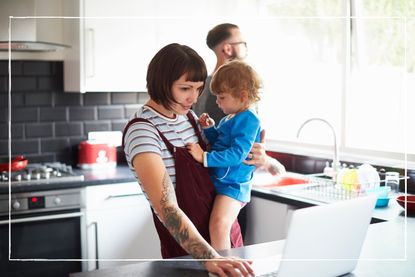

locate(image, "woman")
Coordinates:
123 43 254 276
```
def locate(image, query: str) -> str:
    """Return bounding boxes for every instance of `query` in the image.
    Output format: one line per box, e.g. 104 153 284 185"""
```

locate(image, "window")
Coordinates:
242 0 415 168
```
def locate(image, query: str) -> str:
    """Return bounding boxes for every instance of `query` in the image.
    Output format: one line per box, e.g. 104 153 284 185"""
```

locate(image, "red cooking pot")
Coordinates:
0 156 28 172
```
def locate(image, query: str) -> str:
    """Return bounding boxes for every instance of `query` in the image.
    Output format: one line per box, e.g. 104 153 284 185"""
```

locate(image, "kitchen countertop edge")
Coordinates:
0 165 136 194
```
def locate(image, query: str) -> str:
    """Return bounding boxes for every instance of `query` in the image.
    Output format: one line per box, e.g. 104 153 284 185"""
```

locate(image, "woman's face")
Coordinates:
171 74 204 115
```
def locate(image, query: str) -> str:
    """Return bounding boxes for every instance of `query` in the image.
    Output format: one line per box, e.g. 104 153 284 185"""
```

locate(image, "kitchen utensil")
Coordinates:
365 186 391 198
385 172 400 193
396 195 415 215
357 163 380 190
342 168 360 191
0 156 28 172
364 186 391 208
374 197 390 208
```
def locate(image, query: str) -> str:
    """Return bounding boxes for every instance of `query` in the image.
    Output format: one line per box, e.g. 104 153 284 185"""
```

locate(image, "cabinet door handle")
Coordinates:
86 28 95 78
91 221 99 270
106 193 144 200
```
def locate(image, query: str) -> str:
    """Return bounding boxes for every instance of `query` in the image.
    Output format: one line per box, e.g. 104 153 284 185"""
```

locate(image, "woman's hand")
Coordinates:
199 113 215 128
186 143 204 164
204 256 254 277
244 130 267 168
244 130 286 175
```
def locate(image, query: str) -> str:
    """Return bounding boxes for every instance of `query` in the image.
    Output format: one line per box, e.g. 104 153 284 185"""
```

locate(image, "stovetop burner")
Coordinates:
0 162 84 185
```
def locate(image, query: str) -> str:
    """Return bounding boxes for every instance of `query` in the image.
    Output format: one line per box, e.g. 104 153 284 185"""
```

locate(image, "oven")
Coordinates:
0 188 86 277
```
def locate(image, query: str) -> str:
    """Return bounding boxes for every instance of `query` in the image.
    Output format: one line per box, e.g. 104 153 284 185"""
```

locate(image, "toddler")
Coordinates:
187 60 262 250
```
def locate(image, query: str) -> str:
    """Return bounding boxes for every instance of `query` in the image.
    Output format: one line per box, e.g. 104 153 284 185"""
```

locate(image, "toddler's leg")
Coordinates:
209 194 242 251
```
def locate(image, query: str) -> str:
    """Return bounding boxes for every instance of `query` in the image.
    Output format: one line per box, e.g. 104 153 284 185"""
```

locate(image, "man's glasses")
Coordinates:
229 41 247 48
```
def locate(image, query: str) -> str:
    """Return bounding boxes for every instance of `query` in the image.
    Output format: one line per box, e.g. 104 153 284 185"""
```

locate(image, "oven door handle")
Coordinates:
0 212 84 225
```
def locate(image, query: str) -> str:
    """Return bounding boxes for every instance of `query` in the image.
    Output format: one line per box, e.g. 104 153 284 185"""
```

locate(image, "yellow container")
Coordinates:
342 168 360 191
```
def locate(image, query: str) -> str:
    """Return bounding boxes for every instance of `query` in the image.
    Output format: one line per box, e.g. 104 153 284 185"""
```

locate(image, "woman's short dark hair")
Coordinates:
206 23 239 50
146 43 207 111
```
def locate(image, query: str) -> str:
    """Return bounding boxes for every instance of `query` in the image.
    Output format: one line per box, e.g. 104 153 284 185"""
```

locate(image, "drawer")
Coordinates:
85 182 145 210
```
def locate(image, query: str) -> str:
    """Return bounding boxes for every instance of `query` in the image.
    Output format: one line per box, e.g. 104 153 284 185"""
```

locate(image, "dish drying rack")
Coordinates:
274 175 407 204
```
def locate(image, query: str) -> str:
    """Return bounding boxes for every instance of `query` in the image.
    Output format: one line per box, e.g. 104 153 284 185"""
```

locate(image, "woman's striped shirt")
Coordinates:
124 105 202 190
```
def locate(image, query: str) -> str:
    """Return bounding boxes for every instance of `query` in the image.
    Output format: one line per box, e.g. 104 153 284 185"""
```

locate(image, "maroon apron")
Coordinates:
122 112 243 258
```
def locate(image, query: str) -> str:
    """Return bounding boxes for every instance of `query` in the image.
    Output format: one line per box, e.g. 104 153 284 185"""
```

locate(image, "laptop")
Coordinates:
251 195 377 277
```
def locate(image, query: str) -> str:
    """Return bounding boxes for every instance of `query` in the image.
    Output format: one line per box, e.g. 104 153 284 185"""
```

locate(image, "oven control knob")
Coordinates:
12 201 21 210
34 172 41 180
54 197 61 205
13 174 22 181
23 173 31 181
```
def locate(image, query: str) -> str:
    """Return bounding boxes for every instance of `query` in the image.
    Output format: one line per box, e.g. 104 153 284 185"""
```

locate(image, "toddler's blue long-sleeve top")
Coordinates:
203 109 261 202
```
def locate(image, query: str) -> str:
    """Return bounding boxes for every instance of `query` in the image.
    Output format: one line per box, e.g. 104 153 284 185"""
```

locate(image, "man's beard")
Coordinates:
229 51 247 61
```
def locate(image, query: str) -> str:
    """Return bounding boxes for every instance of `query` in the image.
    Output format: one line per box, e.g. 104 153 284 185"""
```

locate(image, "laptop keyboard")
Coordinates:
251 255 282 276
257 271 279 277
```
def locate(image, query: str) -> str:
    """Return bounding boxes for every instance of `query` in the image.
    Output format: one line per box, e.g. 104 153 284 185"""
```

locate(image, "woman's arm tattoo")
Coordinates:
159 171 215 259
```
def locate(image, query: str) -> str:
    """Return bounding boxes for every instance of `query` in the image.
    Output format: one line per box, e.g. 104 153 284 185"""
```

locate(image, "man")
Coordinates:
193 23 247 123
194 23 285 175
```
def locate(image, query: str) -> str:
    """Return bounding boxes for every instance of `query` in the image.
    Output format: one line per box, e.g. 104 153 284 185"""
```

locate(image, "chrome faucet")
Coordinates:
296 118 339 177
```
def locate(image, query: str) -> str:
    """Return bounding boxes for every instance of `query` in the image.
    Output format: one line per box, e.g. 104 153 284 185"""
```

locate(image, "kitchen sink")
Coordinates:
307 173 333 180
254 171 368 203
264 176 309 187
252 172 313 191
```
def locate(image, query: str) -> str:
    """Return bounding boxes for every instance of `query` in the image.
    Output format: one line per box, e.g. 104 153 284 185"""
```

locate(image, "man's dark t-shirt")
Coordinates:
192 75 225 124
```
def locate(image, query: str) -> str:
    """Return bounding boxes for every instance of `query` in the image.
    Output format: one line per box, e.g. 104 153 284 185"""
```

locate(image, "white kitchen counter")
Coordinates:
70 215 415 277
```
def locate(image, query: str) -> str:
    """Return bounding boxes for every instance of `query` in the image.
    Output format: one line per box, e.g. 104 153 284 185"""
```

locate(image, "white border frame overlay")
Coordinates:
7 15 408 265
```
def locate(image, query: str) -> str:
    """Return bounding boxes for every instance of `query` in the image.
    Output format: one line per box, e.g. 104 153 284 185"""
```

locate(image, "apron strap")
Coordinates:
122 111 206 152
186 111 207 151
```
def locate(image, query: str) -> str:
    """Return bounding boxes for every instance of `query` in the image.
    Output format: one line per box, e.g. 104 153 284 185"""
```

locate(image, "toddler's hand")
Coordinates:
186 143 204 164
199 113 215 128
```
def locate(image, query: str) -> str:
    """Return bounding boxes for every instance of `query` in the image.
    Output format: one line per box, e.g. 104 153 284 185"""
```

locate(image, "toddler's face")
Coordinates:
215 92 246 115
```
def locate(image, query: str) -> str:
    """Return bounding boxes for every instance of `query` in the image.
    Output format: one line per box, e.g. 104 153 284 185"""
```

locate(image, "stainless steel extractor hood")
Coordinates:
0 41 69 52
0 0 70 52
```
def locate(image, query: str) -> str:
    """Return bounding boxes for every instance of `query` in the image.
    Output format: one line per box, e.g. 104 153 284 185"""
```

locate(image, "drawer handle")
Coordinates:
106 193 144 200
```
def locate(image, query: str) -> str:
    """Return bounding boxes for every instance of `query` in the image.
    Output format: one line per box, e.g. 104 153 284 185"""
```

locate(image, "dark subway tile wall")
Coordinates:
98 106 124 119
55 122 83 137
25 123 53 138
55 92 82 106
111 120 128 132
69 107 96 121
0 123 24 139
84 121 111 133
26 92 53 106
125 104 142 118
0 60 146 165
12 108 38 122
84 93 110 105
111 92 138 104
11 77 37 91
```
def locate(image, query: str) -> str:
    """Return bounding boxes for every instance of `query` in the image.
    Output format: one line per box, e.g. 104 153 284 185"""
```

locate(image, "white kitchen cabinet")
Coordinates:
64 0 157 92
84 182 160 271
63 0 261 93
63 0 208 93
244 196 298 245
